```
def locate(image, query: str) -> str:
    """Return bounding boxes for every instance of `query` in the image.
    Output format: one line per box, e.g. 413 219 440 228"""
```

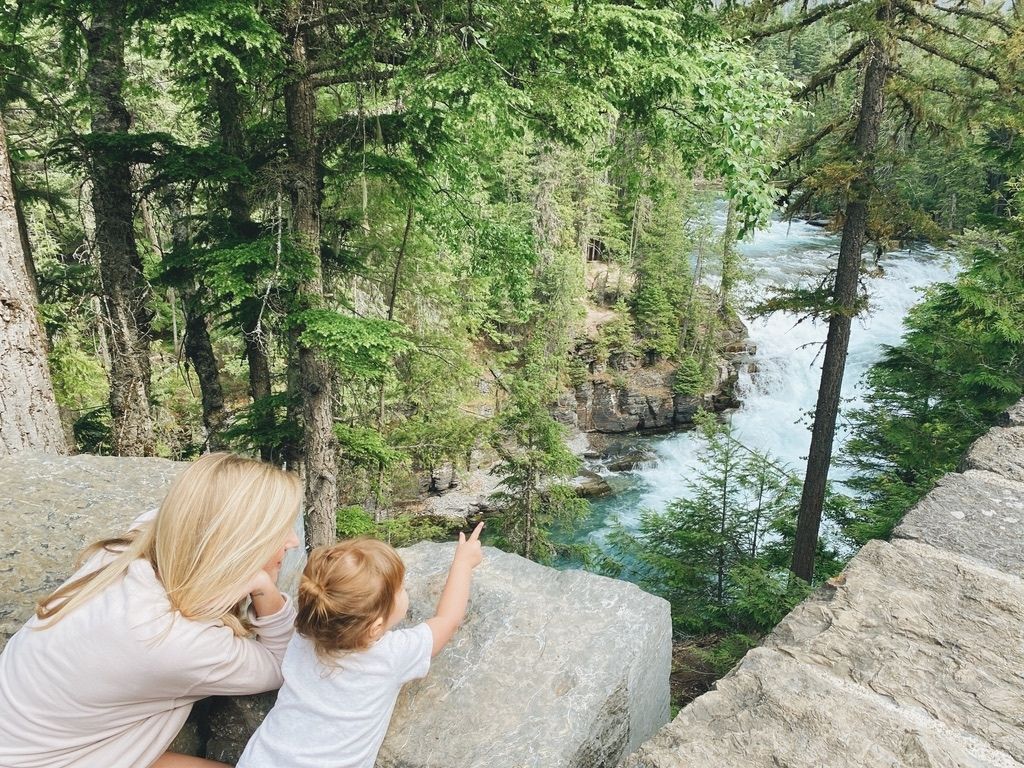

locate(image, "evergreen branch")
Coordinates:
890 65 983 102
894 33 1002 83
744 0 859 41
794 39 869 100
310 67 401 88
894 0 989 50
783 186 816 218
937 2 1013 34
780 116 852 168
309 62 448 89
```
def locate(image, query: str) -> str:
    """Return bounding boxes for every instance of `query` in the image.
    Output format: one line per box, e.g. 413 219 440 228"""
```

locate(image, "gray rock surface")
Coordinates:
622 397 1024 767
894 469 1024 577
206 543 672 768
765 539 1024 763
999 400 1024 427
960 425 1024 482
571 468 615 498
0 452 184 643
623 648 1020 768
569 365 735 434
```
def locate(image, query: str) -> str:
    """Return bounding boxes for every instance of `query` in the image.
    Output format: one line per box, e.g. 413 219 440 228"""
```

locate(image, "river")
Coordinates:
569 210 960 554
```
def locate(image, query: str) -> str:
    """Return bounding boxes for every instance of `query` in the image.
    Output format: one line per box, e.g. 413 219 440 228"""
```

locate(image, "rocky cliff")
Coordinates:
621 398 1024 768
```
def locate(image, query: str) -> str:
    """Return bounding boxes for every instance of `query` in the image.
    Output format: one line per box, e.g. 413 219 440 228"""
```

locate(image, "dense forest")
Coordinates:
2 0 1022 705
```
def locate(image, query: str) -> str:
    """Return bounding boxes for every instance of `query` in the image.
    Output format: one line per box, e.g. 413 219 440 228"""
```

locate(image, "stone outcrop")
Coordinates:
560 362 740 435
556 310 752 436
0 452 671 768
622 399 1024 768
203 543 672 767
0 452 185 644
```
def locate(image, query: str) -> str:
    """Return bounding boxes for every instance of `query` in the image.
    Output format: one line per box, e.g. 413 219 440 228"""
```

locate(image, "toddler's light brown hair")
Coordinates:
297 538 405 659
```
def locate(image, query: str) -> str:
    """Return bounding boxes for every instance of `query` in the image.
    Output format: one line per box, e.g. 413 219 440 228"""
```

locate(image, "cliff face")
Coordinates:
556 311 752 435
557 360 740 434
621 399 1024 768
0 452 671 768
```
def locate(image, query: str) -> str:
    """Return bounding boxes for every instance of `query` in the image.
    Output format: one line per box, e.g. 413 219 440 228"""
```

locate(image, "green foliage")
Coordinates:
336 505 448 547
843 225 1024 543
47 329 107 413
629 175 695 359
335 424 403 469
221 393 300 460
595 299 637 363
336 505 378 538
164 0 280 83
294 310 414 380
488 350 589 562
608 413 842 636
673 354 710 396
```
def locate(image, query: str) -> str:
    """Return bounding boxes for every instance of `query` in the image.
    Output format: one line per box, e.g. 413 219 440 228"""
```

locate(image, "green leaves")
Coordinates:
294 310 413 380
164 0 280 83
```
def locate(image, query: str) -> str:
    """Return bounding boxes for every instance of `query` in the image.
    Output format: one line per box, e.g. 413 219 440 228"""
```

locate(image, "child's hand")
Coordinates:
453 521 484 570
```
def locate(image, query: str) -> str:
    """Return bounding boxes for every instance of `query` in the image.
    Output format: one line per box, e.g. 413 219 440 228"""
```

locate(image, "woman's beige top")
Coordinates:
0 534 295 768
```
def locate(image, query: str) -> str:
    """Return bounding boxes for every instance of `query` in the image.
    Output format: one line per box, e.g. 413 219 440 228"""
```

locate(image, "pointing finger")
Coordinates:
459 531 466 543
469 521 484 541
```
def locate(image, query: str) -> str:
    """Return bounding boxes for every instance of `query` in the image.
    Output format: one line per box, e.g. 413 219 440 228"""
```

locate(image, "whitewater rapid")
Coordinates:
578 213 959 546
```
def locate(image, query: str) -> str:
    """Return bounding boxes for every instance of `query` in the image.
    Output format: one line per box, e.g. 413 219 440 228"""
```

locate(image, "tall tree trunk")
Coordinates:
283 3 338 548
719 197 739 314
170 205 228 449
213 65 276 461
85 5 155 455
140 196 227 450
791 27 890 583
374 204 414 518
181 289 228 450
0 113 67 455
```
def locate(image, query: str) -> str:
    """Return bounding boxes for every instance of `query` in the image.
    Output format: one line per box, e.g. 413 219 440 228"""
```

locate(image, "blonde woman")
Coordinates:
0 452 304 768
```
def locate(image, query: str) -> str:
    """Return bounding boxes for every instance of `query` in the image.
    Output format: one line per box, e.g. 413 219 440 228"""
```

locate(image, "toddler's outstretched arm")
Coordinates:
426 522 484 657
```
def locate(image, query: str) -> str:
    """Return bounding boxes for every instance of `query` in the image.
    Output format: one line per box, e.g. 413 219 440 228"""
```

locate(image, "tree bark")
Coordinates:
0 113 67 455
791 26 890 583
85 4 155 455
140 196 227 450
283 2 338 548
171 206 229 449
212 65 277 461
719 197 739 314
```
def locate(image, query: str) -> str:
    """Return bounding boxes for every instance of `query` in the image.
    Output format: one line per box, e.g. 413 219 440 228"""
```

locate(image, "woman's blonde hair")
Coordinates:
297 538 404 659
36 452 302 636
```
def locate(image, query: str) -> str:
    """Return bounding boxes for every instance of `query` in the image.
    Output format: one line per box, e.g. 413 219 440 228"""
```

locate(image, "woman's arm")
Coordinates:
177 596 297 698
247 571 286 618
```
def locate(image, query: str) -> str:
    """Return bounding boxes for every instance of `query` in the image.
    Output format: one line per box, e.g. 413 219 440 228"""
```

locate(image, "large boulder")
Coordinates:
624 538 1024 768
206 543 672 768
571 364 736 435
893 469 1024 577
0 452 671 768
0 452 184 644
959 425 1024 483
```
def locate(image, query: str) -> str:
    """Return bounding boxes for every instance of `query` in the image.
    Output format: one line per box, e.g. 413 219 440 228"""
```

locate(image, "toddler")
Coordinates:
236 523 484 768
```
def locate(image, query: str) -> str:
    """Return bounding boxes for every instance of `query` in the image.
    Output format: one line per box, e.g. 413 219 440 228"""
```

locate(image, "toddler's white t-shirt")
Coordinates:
237 623 433 768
